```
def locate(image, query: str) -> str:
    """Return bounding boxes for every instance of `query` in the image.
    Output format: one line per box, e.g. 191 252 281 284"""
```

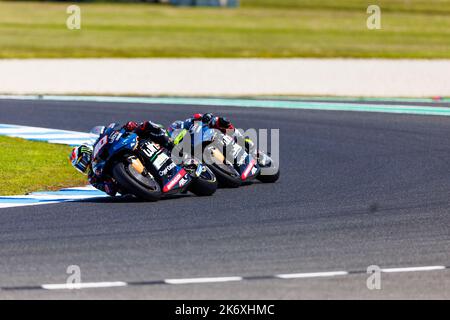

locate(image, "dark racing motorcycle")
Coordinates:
90 124 217 201
170 121 280 188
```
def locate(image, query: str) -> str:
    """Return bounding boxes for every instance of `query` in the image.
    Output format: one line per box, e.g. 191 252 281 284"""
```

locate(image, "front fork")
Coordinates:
181 155 204 178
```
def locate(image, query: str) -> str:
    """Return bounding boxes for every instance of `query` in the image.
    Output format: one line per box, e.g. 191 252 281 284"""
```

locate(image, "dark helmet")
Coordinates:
69 144 93 175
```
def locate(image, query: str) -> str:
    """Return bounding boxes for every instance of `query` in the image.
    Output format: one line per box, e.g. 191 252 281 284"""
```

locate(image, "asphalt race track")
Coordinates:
0 98 449 299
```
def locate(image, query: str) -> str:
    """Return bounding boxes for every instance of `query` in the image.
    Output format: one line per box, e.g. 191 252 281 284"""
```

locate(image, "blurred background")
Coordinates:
0 0 449 59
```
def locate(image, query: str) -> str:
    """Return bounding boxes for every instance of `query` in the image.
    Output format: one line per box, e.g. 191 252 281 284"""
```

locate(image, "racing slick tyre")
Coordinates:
209 163 242 188
112 161 161 201
257 168 280 183
203 146 241 188
189 166 218 196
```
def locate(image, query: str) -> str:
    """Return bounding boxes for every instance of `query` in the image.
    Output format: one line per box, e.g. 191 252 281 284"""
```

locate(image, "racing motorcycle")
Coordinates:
89 124 217 201
170 122 280 188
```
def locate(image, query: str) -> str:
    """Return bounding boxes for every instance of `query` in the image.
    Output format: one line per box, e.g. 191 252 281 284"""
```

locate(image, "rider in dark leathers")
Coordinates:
168 112 257 153
168 113 234 135
70 120 173 196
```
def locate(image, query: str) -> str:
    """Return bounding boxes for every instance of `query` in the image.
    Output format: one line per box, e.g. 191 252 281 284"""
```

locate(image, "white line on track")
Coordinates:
41 282 127 290
164 277 243 285
0 185 109 209
381 266 446 273
0 202 54 209
12 266 449 291
276 271 349 279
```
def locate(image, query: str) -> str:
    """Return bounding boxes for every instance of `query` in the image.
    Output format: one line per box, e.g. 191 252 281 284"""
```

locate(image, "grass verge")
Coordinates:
0 0 449 58
0 136 86 196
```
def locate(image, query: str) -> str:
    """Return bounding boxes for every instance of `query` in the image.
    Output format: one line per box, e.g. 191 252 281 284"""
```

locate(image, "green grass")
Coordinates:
0 0 450 58
0 136 86 195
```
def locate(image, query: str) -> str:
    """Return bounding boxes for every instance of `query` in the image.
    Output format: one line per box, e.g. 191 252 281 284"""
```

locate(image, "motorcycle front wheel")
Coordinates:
204 146 241 188
112 161 161 201
189 165 218 196
256 152 280 183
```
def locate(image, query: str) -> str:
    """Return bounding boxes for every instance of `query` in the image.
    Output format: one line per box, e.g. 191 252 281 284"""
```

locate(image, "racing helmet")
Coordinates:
70 144 93 175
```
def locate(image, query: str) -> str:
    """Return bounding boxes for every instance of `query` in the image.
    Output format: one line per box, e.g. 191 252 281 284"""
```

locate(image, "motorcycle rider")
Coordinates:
168 113 257 153
70 121 174 196
168 113 234 135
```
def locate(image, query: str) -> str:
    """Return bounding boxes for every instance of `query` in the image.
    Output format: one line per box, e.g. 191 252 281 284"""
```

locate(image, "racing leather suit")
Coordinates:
88 121 173 196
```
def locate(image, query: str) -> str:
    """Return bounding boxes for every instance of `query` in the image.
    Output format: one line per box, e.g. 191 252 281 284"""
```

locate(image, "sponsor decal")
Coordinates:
108 131 122 143
173 129 187 146
178 177 189 187
153 153 169 170
241 159 256 180
159 162 176 176
141 142 160 158
163 169 187 193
